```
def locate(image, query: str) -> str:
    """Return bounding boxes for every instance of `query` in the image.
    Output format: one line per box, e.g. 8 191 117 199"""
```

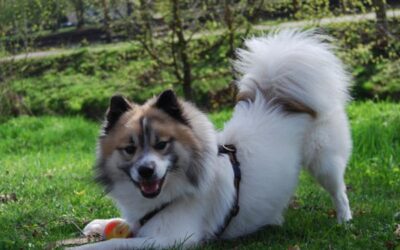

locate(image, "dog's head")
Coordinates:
95 90 217 200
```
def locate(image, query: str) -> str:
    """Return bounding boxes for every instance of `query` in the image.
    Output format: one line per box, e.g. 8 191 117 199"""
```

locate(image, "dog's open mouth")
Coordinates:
138 177 165 198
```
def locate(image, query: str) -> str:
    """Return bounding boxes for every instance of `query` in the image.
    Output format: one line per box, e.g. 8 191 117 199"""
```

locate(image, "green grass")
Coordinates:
0 102 399 249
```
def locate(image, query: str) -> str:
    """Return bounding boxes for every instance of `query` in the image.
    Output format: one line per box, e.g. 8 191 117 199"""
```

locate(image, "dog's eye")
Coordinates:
123 145 136 155
154 141 169 150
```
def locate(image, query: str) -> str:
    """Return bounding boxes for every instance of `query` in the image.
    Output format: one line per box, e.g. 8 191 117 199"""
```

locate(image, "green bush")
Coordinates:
0 35 233 119
325 19 400 100
0 19 399 119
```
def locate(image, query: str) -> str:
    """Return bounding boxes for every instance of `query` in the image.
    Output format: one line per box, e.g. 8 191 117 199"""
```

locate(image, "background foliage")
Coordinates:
1 0 399 120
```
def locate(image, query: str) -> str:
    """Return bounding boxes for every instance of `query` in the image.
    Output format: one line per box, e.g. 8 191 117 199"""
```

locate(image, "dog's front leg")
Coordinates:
72 208 204 250
82 218 120 236
82 218 139 236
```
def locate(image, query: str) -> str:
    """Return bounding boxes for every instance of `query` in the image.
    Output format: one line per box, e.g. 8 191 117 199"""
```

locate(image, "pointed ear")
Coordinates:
155 90 188 126
104 95 132 133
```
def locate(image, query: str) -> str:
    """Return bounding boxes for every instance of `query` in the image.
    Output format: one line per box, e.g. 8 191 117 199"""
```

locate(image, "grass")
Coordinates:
0 102 399 249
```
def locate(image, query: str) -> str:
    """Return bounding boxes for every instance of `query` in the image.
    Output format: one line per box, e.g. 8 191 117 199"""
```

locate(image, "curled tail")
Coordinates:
234 29 351 116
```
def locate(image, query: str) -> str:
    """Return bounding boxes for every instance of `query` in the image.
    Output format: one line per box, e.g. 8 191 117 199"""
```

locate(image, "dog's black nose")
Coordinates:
138 165 155 179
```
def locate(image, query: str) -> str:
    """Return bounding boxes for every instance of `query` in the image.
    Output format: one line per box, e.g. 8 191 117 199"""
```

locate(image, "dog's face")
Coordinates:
95 90 212 199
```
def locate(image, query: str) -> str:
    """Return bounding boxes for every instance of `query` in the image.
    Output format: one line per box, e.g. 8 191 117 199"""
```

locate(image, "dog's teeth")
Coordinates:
140 181 160 194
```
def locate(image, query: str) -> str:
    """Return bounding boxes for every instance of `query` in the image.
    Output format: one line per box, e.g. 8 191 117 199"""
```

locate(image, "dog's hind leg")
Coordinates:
307 151 352 223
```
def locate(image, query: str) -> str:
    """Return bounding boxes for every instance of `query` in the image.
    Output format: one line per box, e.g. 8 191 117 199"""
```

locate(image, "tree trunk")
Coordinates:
292 0 300 18
74 0 85 29
101 0 112 43
126 0 133 17
329 0 341 13
372 0 389 53
171 0 193 101
373 0 388 32
340 0 347 13
223 0 235 58
139 0 153 45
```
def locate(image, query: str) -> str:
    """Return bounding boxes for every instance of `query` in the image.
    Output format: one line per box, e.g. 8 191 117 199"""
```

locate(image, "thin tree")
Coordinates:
135 0 200 101
133 0 255 101
126 0 133 17
101 0 112 42
292 0 300 18
221 0 254 58
372 0 388 35
71 0 85 29
170 0 192 100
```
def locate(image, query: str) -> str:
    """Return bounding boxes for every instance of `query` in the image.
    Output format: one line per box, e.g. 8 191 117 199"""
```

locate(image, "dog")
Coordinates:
74 29 352 250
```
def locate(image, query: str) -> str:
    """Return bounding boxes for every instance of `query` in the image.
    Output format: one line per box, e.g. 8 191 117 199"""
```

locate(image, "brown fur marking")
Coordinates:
236 91 255 103
274 97 317 118
236 87 317 118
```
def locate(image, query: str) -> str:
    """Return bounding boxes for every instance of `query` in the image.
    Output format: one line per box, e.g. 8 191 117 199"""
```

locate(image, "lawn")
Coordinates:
0 102 399 249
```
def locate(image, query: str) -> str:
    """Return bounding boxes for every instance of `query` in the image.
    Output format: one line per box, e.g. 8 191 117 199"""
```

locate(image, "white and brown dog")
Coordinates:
75 30 352 249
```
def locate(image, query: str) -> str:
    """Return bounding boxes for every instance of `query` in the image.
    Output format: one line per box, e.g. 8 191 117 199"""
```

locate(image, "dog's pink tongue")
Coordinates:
141 181 159 194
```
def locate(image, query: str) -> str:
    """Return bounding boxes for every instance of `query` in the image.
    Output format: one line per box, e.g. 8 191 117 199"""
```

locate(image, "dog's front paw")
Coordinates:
83 219 112 237
337 209 352 224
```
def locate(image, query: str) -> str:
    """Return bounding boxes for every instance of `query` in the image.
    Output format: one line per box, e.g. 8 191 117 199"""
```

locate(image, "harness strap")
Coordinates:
215 144 241 238
139 202 171 226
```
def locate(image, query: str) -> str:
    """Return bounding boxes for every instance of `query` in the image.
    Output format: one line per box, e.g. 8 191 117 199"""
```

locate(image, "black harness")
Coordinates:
139 202 171 226
214 144 241 237
138 144 241 238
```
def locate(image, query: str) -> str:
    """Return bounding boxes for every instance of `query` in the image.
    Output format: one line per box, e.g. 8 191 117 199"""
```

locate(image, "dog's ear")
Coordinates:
103 95 132 133
155 90 188 126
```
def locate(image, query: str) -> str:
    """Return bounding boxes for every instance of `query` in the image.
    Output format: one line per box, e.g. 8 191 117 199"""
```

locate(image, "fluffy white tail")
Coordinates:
234 29 351 115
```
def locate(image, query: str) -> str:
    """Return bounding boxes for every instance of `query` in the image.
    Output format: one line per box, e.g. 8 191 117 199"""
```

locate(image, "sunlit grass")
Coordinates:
0 102 399 249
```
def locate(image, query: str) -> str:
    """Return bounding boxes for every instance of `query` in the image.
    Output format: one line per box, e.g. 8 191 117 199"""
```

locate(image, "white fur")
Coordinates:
234 29 350 114
129 153 170 181
74 29 352 250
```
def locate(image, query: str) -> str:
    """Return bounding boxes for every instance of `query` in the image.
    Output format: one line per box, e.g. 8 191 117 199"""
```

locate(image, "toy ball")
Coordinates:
103 219 134 240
